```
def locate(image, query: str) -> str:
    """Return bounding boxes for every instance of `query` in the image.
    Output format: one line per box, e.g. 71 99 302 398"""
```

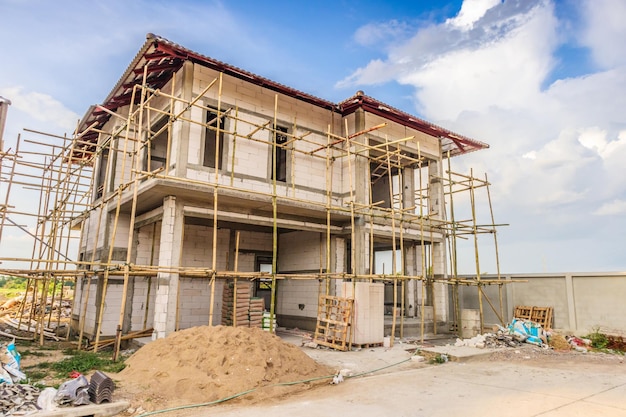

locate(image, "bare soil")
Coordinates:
113 326 334 414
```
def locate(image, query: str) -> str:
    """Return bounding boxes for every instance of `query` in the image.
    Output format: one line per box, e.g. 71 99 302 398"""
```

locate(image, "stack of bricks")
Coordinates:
221 281 252 327
249 297 265 328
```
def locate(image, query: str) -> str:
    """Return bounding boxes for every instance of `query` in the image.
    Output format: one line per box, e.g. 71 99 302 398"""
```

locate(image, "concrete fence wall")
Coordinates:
455 272 626 336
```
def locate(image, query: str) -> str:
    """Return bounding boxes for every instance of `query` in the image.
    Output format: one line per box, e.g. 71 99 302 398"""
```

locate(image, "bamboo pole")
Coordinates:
233 231 240 327
485 173 505 323
446 151 461 336
324 126 332 296
114 80 150 361
398 163 406 339
469 168 485 333
269 94 279 333
93 82 139 352
143 222 157 330
344 119 356 279
418 144 426 343
208 73 224 327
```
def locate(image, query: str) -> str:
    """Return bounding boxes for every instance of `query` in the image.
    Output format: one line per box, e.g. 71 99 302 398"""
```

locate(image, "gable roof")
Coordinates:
75 33 488 159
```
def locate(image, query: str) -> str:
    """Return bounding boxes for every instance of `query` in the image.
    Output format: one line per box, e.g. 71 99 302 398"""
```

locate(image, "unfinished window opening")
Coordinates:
94 147 109 200
271 125 288 182
255 256 274 311
374 248 403 315
370 163 401 209
144 117 168 172
203 109 225 169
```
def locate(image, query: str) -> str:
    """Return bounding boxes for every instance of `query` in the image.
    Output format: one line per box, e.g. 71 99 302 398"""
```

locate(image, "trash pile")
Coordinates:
455 318 549 349
0 383 40 415
1 294 72 341
0 372 116 415
0 340 116 415
1 340 26 384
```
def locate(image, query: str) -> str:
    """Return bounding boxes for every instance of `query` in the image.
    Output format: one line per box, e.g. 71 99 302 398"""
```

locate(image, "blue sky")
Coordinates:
1 0 625 274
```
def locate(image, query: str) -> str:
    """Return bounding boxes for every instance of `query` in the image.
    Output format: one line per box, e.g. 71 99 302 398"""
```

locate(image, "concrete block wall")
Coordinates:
130 277 156 330
278 231 324 272
134 223 161 266
457 272 626 335
277 279 320 318
191 65 342 205
177 277 223 328
72 278 98 335
187 105 203 166
181 225 230 269
98 280 124 336
109 214 130 251
237 253 255 273
572 275 626 335
80 207 106 256
238 230 272 252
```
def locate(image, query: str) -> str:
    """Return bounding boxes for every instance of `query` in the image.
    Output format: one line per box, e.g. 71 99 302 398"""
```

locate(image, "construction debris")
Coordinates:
455 319 549 349
55 375 90 406
0 383 40 415
88 371 115 404
0 292 72 342
1 340 25 383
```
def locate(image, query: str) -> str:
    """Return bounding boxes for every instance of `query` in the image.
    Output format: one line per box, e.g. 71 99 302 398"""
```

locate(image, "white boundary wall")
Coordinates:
456 272 626 335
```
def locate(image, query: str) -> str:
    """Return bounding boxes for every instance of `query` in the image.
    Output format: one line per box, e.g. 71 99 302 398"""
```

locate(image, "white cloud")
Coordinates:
578 127 626 159
0 86 79 133
354 20 411 47
339 0 557 120
339 0 626 272
594 199 626 216
580 0 626 68
446 0 502 30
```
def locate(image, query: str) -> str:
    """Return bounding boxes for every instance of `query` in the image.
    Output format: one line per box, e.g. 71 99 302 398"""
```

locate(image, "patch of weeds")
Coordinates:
31 382 48 390
51 351 126 377
584 328 609 350
19 349 48 357
24 361 53 369
429 353 448 364
23 370 48 381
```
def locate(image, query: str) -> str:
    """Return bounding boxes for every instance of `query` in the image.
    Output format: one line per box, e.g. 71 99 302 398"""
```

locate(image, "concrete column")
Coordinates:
404 243 417 317
564 273 577 332
153 196 184 338
173 61 194 177
352 108 370 275
429 160 448 322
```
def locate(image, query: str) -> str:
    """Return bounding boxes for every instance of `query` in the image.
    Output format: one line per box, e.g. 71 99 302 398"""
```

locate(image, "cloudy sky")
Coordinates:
0 0 624 274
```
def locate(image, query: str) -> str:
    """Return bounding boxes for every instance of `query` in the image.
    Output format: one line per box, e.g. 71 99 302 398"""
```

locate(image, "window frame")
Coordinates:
202 108 226 170
271 124 288 182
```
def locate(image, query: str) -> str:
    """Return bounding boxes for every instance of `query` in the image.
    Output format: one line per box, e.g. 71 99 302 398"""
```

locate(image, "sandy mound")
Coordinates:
115 326 333 410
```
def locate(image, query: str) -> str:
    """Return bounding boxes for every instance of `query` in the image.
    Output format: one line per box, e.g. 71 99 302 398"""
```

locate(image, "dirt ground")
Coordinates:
3 325 625 416
113 329 624 416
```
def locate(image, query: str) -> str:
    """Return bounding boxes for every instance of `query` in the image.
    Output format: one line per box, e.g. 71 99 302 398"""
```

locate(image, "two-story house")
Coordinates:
71 34 488 344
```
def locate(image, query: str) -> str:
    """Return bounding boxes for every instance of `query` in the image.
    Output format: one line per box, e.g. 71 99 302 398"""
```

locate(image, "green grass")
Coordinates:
19 349 48 358
22 349 126 387
51 350 126 376
584 328 609 349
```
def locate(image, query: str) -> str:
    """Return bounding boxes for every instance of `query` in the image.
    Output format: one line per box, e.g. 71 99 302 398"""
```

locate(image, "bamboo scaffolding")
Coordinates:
0 62 516 354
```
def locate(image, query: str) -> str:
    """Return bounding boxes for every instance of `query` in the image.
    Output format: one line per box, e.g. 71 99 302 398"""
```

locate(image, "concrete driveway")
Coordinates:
172 340 626 417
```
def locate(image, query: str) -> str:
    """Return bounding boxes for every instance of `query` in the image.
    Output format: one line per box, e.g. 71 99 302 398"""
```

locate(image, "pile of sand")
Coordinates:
115 326 333 410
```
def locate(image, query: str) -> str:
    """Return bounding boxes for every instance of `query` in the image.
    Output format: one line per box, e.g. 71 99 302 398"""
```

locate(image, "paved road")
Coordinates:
173 357 626 417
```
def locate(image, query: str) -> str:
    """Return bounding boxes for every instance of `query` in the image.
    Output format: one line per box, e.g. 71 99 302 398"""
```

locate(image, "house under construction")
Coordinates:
0 34 509 352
